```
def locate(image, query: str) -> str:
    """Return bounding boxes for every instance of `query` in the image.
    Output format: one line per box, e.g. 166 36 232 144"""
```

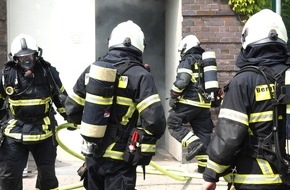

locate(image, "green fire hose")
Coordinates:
55 123 198 189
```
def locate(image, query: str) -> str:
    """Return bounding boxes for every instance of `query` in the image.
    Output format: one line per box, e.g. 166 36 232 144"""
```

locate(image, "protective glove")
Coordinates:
169 97 178 109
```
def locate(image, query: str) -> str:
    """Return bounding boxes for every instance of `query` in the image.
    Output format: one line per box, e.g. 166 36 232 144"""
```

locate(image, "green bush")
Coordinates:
228 0 290 49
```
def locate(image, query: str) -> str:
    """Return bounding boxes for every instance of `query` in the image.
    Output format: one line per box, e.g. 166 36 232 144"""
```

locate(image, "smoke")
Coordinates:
95 0 166 100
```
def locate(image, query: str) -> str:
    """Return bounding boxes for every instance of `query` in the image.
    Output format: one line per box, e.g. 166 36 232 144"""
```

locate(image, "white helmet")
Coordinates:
241 9 288 49
108 20 145 54
11 34 39 57
178 35 200 56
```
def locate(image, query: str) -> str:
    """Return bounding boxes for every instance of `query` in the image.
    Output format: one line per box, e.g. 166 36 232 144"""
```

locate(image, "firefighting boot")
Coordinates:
186 139 205 161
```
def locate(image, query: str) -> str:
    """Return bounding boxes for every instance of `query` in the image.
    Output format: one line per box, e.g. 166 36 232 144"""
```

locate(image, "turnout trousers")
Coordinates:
0 136 58 190
167 104 213 146
84 157 137 190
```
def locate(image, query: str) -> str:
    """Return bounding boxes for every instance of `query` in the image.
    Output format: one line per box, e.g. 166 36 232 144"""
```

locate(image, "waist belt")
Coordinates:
14 115 47 123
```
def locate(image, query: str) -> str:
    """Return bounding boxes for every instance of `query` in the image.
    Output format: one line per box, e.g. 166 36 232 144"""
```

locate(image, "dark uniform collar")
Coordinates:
236 43 289 68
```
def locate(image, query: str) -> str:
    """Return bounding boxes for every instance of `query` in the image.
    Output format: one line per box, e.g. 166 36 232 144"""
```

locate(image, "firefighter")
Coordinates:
201 9 290 190
65 20 166 190
0 34 68 190
167 35 220 173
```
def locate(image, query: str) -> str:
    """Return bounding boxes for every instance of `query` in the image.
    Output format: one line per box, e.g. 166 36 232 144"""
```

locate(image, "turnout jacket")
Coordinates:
171 47 211 108
0 59 67 143
65 49 166 160
203 44 290 189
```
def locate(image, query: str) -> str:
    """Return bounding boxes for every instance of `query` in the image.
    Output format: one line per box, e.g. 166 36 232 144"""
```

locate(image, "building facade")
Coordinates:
1 0 243 160
0 0 7 68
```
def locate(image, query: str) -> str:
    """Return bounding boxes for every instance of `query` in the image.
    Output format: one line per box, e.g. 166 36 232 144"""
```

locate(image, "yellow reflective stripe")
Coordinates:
60 85 65 93
196 154 208 161
116 96 136 125
191 73 199 78
224 173 282 184
182 134 201 147
219 108 249 126
89 64 117 82
4 117 53 141
203 65 217 72
179 98 211 108
69 92 85 106
194 63 199 70
4 133 21 139
5 129 52 141
287 104 290 114
197 160 207 167
181 131 194 147
57 107 66 114
204 65 217 72
172 85 183 93
4 119 17 134
196 155 208 167
177 68 192 75
43 116 50 125
22 131 53 141
8 97 51 106
223 173 234 183
249 111 273 123
103 143 124 160
191 74 197 83
137 94 161 113
257 158 274 175
85 93 113 105
207 159 229 174
141 144 156 153
117 96 134 106
121 105 136 125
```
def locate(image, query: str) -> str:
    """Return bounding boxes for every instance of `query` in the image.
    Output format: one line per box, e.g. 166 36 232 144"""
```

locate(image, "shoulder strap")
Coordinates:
114 60 145 76
38 60 61 95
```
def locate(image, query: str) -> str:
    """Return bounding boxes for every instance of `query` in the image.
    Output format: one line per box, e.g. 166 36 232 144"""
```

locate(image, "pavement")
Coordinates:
23 128 229 190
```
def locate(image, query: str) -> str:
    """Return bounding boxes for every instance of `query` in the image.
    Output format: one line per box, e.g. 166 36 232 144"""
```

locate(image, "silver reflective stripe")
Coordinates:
219 108 249 126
